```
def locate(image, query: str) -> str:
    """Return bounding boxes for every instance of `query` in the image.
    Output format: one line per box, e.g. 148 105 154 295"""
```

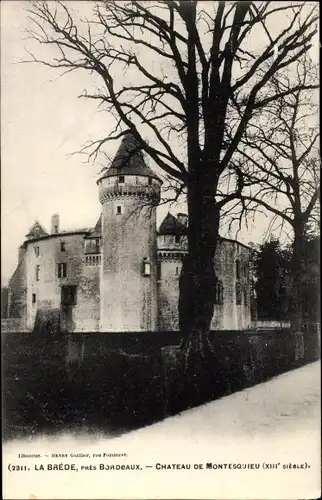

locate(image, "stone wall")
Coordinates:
100 198 158 332
8 245 27 320
211 239 251 330
252 320 291 329
1 318 28 332
71 259 100 332
1 287 9 318
158 239 251 331
157 257 182 330
24 233 87 331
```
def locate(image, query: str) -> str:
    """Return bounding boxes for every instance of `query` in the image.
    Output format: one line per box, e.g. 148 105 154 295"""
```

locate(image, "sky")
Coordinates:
1 1 319 284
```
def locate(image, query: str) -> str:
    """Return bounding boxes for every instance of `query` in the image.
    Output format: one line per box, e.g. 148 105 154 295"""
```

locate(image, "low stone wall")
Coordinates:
2 326 320 441
251 320 291 329
1 318 29 333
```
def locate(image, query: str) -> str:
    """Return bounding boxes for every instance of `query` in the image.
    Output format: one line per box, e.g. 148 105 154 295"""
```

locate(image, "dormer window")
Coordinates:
142 257 151 276
118 175 125 184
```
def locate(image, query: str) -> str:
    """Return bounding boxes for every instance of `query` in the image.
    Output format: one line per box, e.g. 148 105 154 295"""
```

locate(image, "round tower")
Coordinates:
97 133 162 332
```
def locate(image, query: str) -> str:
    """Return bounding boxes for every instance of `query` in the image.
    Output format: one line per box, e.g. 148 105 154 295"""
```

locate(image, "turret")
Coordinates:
97 133 162 331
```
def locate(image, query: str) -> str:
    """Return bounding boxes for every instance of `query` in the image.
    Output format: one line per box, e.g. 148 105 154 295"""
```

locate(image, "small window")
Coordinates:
61 285 77 306
54 225 59 234
214 280 224 305
118 175 125 184
60 242 66 252
157 261 162 281
148 177 152 185
142 258 151 276
175 266 180 276
116 206 122 215
236 259 241 279
32 293 36 304
244 287 248 306
236 282 242 305
35 265 40 281
58 263 67 278
34 246 39 257
175 234 181 244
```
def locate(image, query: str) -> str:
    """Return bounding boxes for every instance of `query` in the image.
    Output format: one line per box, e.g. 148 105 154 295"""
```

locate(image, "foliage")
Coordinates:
252 235 320 322
253 239 291 320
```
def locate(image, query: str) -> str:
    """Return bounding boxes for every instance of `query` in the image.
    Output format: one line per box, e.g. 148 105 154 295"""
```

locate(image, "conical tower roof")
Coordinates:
98 133 161 182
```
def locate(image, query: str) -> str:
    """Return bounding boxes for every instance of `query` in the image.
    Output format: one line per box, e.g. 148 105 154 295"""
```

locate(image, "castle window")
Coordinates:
175 266 180 276
236 259 241 279
34 246 39 257
244 287 248 306
142 257 151 276
58 263 67 278
175 234 180 244
61 285 77 306
236 282 242 305
157 261 162 281
214 280 224 305
32 293 36 304
116 206 122 215
118 175 125 184
148 177 152 185
60 242 66 252
54 225 59 234
35 265 40 281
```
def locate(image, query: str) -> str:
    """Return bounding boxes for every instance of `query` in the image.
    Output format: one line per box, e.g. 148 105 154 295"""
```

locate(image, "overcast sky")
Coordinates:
1 1 319 284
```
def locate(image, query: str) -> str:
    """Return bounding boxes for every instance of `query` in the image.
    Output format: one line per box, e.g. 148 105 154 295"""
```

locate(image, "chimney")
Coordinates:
177 213 188 227
51 213 60 234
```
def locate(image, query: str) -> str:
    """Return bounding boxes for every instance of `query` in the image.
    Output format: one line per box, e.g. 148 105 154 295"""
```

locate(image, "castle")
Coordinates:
7 133 251 333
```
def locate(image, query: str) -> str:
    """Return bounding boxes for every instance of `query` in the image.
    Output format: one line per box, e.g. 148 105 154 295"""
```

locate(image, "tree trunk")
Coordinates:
178 175 220 369
290 222 306 333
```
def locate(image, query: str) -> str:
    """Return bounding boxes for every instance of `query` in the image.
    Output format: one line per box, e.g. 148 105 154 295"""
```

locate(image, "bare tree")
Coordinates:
26 0 318 359
227 55 319 331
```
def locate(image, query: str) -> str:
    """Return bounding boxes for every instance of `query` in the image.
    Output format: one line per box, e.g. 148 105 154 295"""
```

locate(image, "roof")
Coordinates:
98 133 161 182
25 221 48 239
85 215 102 238
24 229 90 244
158 213 187 235
158 213 250 250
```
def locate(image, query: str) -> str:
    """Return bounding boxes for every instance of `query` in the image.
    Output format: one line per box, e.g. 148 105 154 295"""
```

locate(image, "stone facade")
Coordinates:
6 134 251 333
